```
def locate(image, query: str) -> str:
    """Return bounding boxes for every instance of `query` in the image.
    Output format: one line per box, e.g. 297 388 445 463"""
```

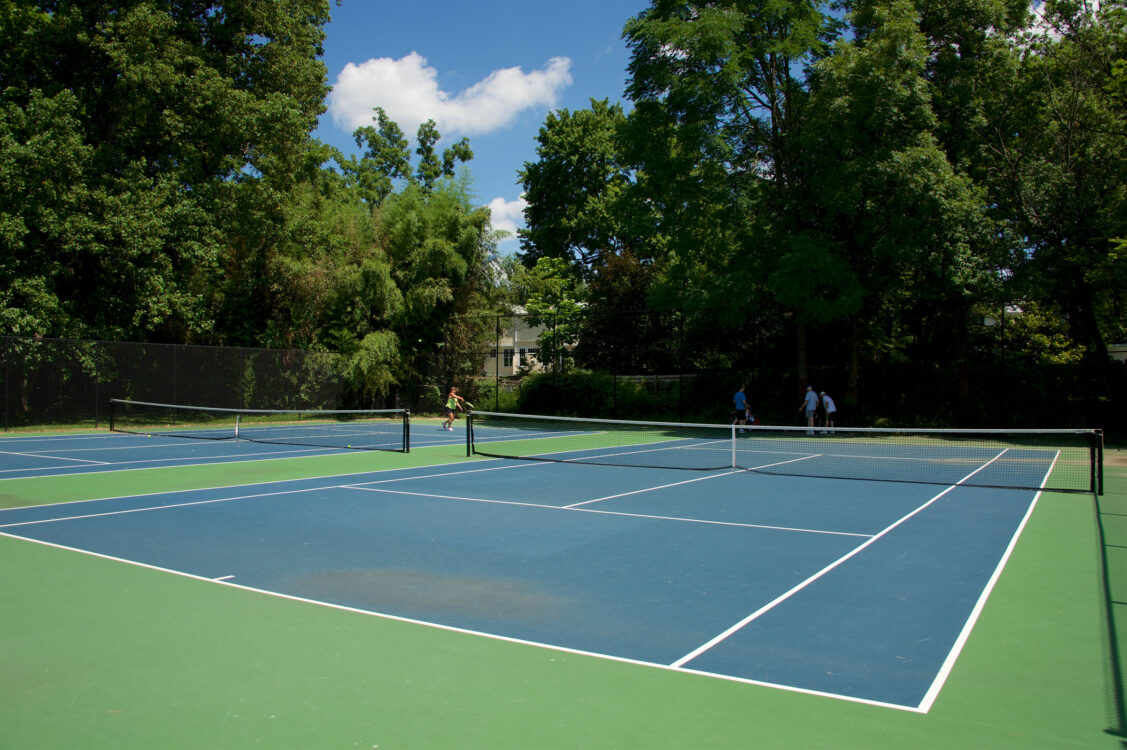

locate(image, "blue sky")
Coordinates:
314 0 651 253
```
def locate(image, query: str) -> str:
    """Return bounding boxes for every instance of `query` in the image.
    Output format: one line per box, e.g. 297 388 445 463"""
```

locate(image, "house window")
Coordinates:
503 348 514 367
518 348 527 365
528 348 539 361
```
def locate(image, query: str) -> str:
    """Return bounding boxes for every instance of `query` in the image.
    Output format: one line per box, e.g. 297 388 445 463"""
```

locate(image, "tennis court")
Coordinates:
0 403 469 479
1 411 1121 748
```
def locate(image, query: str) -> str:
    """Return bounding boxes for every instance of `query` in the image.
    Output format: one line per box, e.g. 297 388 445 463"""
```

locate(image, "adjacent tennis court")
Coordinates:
0 411 1121 748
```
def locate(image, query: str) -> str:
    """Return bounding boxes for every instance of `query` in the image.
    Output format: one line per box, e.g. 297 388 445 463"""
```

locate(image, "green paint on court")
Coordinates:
1 449 1123 748
0 441 480 509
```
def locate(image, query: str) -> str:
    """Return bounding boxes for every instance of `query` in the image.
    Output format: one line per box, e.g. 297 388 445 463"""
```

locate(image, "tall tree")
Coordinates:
518 99 634 276
621 0 842 369
971 0 1127 359
795 0 992 396
0 0 332 342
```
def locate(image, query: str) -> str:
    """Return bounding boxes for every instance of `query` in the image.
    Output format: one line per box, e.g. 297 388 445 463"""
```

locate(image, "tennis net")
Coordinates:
110 399 409 452
467 411 1102 494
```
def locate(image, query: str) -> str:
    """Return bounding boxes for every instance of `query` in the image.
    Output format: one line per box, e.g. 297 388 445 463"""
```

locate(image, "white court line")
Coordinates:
2 440 212 454
0 485 336 529
0 450 108 465
0 454 522 512
952 447 1009 483
0 443 369 479
745 454 823 471
565 470 743 508
669 449 1012 672
563 455 820 509
495 435 723 464
914 449 1059 713
0 459 554 521
495 435 824 474
0 432 135 443
345 485 872 538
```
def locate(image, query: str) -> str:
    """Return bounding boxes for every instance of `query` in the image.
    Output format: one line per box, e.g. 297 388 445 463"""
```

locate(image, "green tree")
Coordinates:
971 0 1127 359
414 119 473 190
520 257 587 372
621 0 842 367
0 0 332 343
518 99 634 276
796 0 992 394
340 107 412 207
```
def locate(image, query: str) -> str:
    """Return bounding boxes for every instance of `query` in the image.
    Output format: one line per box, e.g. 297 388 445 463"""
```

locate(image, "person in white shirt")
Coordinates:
820 391 836 433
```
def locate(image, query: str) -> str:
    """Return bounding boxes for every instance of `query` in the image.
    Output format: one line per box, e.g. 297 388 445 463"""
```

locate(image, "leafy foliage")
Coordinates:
3 0 1124 426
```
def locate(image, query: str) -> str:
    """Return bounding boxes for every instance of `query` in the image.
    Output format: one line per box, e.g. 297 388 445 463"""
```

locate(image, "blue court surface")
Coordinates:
0 428 1049 712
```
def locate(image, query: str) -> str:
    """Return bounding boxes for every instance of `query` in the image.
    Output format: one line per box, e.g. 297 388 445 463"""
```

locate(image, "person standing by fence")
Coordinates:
820 391 837 433
799 385 818 435
733 385 748 425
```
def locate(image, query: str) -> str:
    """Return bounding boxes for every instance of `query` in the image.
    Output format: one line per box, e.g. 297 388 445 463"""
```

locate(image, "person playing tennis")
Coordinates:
441 386 466 431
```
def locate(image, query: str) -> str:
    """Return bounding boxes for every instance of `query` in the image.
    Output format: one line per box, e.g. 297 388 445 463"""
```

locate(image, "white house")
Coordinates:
480 313 544 377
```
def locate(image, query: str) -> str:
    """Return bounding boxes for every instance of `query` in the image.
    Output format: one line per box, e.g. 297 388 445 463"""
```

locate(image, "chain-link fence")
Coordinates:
0 336 350 430
4 319 1123 434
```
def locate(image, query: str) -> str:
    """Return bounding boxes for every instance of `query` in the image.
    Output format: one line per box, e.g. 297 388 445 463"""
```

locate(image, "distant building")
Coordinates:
1110 343 1127 363
481 313 544 377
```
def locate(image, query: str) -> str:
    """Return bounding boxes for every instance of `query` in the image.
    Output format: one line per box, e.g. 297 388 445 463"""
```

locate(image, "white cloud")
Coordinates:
328 52 572 136
487 195 528 238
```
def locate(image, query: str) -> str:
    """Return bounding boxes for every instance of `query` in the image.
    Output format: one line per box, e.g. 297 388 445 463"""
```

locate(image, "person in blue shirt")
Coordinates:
732 385 748 425
799 385 818 435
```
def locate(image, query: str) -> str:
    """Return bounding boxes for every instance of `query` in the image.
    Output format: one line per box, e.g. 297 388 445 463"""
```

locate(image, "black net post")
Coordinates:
1094 429 1104 495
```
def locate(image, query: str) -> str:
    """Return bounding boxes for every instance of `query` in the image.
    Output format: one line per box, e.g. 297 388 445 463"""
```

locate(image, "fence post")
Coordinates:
678 309 685 420
495 314 501 411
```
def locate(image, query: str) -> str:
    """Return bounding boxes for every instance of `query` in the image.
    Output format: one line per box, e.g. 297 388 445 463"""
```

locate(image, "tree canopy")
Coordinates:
2 0 1124 425
516 0 1125 425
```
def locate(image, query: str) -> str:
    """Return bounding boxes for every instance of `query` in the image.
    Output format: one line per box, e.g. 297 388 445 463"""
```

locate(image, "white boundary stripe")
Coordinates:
0 444 377 481
669 450 1011 671
0 460 555 524
0 456 516 512
563 456 820 508
744 454 823 471
509 436 724 464
0 485 332 529
953 447 1010 484
565 470 743 507
0 430 488 483
3 441 208 454
345 485 872 538
0 432 135 443
0 530 919 711
913 449 1060 712
0 450 108 465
